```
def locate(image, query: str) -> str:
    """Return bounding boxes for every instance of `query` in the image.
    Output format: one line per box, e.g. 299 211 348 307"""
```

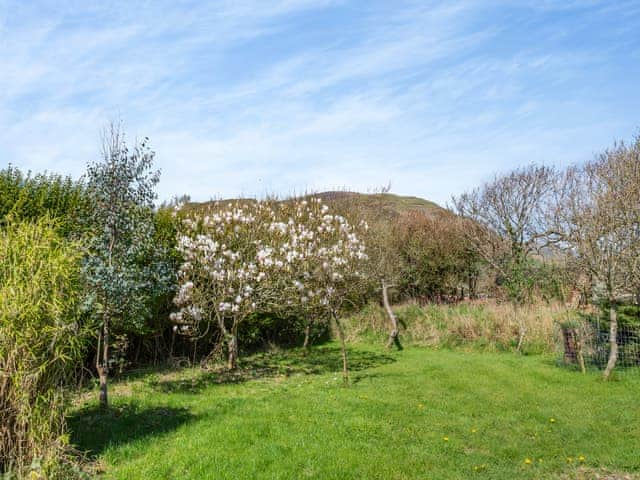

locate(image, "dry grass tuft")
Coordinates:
344 299 566 354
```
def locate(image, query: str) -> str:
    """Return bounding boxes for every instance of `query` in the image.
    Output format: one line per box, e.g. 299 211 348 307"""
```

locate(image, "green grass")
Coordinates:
69 345 640 479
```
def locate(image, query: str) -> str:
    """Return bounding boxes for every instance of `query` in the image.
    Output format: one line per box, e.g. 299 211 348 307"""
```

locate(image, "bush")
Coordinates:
0 218 87 478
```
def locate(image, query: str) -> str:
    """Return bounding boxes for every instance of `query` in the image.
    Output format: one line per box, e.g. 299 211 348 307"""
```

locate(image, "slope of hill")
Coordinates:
184 191 446 220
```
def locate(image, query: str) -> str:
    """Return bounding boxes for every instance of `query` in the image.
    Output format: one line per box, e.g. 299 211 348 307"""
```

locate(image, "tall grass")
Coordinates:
0 218 87 478
344 300 563 354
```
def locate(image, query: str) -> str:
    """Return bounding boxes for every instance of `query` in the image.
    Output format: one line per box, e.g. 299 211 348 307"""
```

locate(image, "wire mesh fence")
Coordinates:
557 318 640 376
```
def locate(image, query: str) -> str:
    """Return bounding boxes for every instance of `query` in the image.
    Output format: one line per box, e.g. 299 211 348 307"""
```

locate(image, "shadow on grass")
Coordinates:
150 345 396 394
68 402 196 458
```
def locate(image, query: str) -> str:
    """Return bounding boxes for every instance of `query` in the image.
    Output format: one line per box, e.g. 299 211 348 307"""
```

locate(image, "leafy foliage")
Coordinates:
83 132 160 331
0 218 87 478
393 211 480 301
0 165 89 237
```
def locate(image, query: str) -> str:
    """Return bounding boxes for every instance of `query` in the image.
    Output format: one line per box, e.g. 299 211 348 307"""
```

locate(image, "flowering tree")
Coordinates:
272 198 368 372
172 201 279 369
172 197 368 379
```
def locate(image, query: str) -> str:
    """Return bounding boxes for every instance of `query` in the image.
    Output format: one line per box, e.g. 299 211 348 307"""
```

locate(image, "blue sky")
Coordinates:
1 1 639 205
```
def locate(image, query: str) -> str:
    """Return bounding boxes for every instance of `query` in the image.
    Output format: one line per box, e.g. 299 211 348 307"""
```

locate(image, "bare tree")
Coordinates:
359 196 404 349
366 213 403 348
551 138 640 379
617 138 640 303
453 165 555 350
325 190 405 350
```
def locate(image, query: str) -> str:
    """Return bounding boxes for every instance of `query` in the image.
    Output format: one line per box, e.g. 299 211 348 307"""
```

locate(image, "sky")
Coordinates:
1 0 639 206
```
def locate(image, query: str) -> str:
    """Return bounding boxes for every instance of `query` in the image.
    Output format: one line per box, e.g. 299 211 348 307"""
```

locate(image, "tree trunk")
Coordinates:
382 281 401 350
577 341 586 375
218 317 239 370
227 332 239 370
96 319 109 409
302 321 312 354
153 334 160 366
134 336 142 366
603 301 619 380
514 303 526 353
468 272 478 299
332 312 349 384
561 326 578 364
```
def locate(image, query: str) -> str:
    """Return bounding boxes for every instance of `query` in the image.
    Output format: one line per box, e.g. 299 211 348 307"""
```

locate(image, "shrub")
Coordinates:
0 218 86 478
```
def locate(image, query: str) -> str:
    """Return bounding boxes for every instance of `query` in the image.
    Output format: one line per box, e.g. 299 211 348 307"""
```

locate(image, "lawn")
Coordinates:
69 344 640 479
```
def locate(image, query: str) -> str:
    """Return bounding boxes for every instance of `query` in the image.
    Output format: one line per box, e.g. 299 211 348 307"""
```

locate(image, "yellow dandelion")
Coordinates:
566 457 573 463
471 428 477 433
524 458 532 465
443 436 449 442
578 455 585 462
549 418 556 423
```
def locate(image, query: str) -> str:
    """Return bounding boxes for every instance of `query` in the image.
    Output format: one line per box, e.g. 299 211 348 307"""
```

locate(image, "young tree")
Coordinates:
453 165 555 349
327 191 404 350
274 198 368 380
552 138 640 379
363 207 403 349
84 123 160 408
275 197 369 354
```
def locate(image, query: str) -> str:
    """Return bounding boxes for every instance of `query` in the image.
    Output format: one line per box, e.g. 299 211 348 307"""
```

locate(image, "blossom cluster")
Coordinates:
171 198 368 337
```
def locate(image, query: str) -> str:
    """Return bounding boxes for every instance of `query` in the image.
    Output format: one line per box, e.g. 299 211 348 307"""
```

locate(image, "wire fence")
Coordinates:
557 319 640 376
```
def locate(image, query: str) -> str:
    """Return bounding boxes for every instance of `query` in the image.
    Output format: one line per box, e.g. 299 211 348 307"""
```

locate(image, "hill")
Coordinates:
183 191 447 221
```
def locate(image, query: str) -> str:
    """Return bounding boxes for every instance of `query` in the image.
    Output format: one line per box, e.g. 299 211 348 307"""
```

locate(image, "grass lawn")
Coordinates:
69 344 640 479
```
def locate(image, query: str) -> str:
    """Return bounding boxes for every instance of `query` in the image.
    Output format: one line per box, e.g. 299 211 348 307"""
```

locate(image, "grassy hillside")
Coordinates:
312 191 444 218
183 191 446 220
70 345 640 479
